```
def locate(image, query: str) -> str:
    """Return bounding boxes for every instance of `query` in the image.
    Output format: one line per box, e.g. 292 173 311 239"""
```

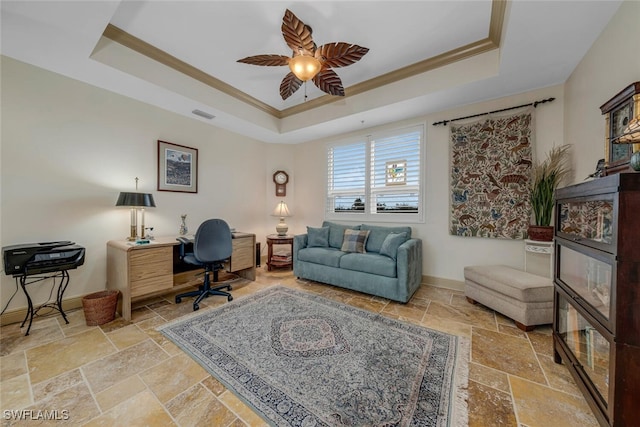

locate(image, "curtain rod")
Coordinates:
432 97 555 126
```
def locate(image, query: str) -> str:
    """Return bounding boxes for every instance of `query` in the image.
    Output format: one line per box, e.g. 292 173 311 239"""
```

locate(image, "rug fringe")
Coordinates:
451 336 470 427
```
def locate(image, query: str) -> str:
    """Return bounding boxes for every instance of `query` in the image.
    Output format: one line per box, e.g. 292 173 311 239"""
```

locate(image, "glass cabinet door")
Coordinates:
557 293 610 407
556 196 615 251
557 244 613 323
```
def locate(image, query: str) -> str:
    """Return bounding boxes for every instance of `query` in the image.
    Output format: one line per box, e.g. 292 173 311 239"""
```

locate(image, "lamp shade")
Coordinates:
272 201 290 217
116 192 156 208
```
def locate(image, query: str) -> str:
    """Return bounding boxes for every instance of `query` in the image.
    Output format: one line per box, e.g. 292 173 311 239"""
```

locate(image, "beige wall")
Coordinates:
1 0 636 312
564 0 640 182
292 0 638 284
293 85 566 283
0 56 270 312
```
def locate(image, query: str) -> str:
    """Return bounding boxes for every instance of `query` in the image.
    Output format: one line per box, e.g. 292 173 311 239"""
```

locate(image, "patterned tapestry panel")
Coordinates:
450 113 532 239
559 200 613 243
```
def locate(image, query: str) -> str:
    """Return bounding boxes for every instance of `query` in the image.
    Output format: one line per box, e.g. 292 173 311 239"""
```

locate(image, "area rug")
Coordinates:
159 286 469 426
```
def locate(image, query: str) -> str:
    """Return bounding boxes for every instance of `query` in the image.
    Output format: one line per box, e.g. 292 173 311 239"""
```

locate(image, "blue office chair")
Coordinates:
175 219 234 311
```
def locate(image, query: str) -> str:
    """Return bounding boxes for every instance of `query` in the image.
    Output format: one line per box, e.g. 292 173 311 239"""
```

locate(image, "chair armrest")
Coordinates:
176 237 192 258
293 234 308 262
397 238 422 286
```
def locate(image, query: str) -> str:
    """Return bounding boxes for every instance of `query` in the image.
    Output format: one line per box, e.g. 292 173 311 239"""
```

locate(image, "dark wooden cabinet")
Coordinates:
552 173 640 426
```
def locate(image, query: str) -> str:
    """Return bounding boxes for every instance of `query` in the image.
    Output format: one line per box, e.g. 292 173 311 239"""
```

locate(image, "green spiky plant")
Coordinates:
530 144 571 226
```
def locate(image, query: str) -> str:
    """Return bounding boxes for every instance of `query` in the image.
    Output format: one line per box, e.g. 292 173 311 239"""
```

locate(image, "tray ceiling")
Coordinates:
0 1 623 143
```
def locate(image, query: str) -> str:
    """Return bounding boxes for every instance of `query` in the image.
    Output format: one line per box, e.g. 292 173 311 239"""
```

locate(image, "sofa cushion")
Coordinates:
340 253 397 278
379 232 408 260
360 224 412 253
307 226 329 248
340 229 370 253
297 247 344 268
322 221 361 249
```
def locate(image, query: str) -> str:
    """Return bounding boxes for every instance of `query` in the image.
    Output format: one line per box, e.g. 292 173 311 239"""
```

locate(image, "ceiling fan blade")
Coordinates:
313 68 345 96
237 55 290 66
280 72 303 100
315 43 369 68
282 9 315 54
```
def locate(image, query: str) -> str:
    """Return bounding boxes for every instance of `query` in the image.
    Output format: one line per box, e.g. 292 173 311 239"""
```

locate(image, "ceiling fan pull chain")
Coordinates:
304 81 308 102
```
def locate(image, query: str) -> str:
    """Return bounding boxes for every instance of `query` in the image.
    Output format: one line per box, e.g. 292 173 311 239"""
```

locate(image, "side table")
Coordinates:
266 234 293 271
524 239 553 278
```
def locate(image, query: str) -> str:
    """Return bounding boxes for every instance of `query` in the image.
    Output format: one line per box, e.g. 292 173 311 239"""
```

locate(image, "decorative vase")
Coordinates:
179 214 188 235
528 225 554 242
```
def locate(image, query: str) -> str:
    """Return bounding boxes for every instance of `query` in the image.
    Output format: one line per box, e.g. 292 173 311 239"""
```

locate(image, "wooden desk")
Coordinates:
107 233 255 320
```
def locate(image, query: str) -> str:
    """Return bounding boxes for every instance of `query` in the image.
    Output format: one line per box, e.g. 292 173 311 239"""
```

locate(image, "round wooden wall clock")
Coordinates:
273 170 289 196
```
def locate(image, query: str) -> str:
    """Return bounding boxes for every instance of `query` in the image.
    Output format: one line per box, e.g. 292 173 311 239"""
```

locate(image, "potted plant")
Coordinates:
528 144 571 241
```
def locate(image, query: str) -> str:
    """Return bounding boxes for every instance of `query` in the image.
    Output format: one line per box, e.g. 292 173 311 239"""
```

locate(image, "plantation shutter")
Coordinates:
326 124 423 221
370 126 421 214
326 141 366 214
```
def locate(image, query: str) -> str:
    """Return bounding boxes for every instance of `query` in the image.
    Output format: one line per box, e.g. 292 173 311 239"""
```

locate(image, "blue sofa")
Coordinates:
293 221 422 303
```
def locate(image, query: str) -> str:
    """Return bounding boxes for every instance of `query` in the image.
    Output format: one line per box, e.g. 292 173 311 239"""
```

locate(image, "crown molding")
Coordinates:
102 24 281 118
101 0 506 120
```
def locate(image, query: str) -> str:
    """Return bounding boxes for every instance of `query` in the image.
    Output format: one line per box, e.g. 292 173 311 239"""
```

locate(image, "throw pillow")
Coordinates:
307 226 330 247
340 229 370 253
322 221 361 249
379 232 408 260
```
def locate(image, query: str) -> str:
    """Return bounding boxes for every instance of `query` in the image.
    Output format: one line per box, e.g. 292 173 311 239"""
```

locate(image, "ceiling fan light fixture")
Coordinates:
237 9 368 99
288 54 321 81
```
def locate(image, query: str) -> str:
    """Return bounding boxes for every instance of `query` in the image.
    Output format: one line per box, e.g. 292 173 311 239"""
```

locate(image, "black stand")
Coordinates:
19 270 70 336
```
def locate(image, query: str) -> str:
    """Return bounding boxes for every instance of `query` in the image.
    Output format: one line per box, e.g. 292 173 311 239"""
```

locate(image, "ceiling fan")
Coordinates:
237 9 369 100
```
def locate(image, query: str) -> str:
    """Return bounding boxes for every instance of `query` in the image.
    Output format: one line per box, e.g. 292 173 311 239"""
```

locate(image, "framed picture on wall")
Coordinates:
157 140 198 193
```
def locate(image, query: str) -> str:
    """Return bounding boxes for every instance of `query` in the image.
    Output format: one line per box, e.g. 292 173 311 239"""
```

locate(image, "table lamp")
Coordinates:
116 178 156 241
272 201 291 236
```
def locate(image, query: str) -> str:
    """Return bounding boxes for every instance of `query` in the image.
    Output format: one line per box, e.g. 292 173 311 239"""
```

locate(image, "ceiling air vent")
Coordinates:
192 109 215 120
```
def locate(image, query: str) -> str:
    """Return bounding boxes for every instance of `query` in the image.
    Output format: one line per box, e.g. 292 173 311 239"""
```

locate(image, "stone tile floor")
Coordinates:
0 268 599 426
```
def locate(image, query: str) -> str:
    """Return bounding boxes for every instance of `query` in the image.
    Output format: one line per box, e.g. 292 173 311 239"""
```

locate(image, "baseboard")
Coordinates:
422 275 465 292
0 296 84 327
1 275 463 325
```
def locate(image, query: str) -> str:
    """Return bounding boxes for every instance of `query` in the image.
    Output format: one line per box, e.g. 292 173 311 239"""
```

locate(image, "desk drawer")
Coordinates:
129 246 173 297
129 247 172 280
131 275 173 298
230 237 254 271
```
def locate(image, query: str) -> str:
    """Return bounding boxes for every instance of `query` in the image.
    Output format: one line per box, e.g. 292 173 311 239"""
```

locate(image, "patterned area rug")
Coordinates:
159 286 469 426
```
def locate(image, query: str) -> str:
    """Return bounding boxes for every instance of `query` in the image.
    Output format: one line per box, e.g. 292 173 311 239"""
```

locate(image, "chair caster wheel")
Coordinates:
193 304 199 311
228 285 233 291
227 295 233 302
175 297 182 304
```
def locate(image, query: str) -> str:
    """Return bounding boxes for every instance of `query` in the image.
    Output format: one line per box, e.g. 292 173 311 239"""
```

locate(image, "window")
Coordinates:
326 124 424 222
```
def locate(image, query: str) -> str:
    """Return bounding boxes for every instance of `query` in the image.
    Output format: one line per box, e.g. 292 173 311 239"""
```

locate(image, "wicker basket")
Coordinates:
82 290 119 326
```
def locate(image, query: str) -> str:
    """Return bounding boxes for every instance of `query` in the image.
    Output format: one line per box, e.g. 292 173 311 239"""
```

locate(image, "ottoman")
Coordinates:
464 265 553 331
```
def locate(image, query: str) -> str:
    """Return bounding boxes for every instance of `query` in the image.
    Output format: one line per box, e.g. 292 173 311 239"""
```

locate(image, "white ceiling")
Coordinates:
0 1 623 144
